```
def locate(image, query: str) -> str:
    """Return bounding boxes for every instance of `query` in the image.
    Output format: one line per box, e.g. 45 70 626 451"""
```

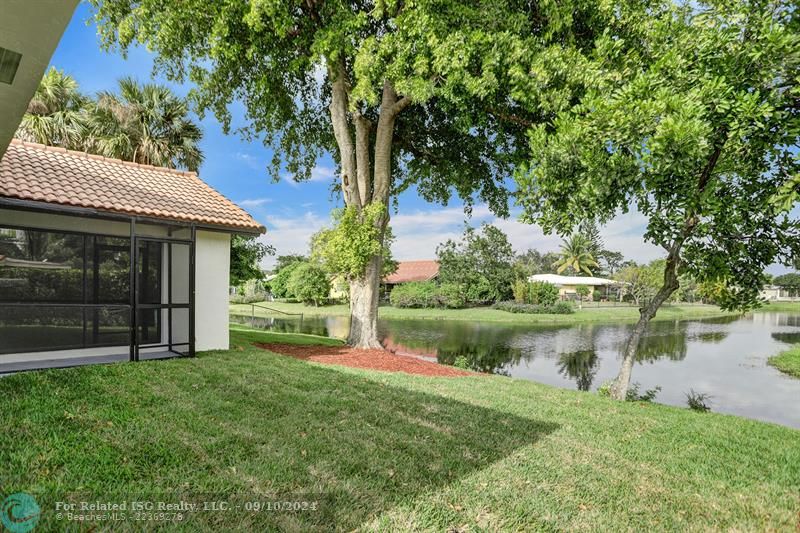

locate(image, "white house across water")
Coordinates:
0 140 264 372
529 273 623 300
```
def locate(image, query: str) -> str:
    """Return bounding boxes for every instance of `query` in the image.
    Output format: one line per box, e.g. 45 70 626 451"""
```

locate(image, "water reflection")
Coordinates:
231 312 800 428
557 350 599 391
771 331 800 344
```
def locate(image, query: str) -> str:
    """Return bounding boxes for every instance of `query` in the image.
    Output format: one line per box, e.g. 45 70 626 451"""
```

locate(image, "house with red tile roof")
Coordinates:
383 260 440 285
0 139 264 372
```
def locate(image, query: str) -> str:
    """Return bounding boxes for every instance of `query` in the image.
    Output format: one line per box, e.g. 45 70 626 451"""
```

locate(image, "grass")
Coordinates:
1 326 798 531
756 301 800 312
769 345 800 378
231 300 738 325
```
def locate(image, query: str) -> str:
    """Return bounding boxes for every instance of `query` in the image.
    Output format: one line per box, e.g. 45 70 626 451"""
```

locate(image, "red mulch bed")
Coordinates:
254 343 472 377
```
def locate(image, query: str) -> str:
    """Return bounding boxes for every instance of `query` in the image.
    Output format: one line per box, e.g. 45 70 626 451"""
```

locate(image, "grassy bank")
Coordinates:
231 300 737 325
756 301 800 313
769 345 800 378
1 327 798 531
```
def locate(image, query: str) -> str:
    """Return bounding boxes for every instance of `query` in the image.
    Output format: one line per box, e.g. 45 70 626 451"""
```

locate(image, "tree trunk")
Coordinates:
328 58 411 349
348 255 383 348
609 245 682 400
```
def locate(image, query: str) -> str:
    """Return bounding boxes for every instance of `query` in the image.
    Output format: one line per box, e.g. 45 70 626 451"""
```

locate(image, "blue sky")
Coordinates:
49 3 666 269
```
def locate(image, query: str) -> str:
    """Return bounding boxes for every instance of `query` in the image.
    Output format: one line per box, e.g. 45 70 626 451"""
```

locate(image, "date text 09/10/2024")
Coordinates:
54 500 320 513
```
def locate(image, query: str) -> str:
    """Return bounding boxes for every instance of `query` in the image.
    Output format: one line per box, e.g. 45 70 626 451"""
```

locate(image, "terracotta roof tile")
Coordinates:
384 260 440 284
0 139 265 233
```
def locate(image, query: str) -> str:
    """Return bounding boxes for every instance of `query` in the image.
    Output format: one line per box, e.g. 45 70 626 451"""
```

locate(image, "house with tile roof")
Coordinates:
383 260 440 286
0 139 264 372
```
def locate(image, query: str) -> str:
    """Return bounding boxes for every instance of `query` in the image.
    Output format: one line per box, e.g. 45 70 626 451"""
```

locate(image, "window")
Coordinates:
0 227 132 354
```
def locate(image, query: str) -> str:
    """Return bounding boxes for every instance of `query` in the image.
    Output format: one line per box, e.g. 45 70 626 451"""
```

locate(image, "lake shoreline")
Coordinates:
230 300 764 326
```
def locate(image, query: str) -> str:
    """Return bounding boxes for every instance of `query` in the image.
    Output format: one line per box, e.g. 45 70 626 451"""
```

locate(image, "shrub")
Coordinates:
434 283 466 309
286 263 330 306
529 281 559 306
597 381 661 401
492 301 574 314
627 382 661 402
686 390 712 412
592 289 603 302
390 281 437 308
512 279 529 303
453 356 470 370
229 293 268 304
390 281 466 309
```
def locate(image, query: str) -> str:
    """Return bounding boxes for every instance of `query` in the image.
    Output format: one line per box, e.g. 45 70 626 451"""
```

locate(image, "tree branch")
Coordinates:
328 58 361 208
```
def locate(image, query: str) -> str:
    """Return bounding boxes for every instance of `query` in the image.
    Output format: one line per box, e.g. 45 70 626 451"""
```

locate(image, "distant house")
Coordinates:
760 285 800 302
384 260 440 287
529 273 622 300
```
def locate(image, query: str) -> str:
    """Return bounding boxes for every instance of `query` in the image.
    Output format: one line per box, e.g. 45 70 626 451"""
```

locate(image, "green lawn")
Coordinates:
769 345 800 378
231 300 739 325
1 326 798 531
757 301 800 313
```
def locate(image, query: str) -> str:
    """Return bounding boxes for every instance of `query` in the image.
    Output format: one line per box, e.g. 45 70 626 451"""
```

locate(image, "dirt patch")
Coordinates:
254 343 472 377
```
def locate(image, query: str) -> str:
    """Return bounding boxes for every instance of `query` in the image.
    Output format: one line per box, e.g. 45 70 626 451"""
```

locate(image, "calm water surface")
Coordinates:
231 312 800 428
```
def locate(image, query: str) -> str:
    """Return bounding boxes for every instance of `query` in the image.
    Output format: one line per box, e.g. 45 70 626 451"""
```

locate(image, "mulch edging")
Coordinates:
254 343 472 377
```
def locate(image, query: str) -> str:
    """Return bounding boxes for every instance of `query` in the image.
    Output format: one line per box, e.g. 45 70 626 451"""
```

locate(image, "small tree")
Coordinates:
575 285 591 307
553 234 598 276
516 1 800 399
230 236 273 286
437 225 516 304
287 263 331 307
270 260 305 299
529 281 559 306
615 261 665 306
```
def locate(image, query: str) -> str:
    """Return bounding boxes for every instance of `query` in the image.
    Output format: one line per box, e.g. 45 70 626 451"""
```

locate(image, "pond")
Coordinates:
231 312 800 428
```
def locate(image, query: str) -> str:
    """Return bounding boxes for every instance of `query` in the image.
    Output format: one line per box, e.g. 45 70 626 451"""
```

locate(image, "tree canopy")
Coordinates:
772 273 800 288
230 236 273 285
516 0 800 311
437 224 515 303
514 0 800 398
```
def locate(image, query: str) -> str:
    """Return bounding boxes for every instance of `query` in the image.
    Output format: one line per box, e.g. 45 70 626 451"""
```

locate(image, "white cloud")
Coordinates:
284 165 337 186
238 197 273 208
234 152 261 170
259 211 330 269
390 204 662 263
258 204 664 269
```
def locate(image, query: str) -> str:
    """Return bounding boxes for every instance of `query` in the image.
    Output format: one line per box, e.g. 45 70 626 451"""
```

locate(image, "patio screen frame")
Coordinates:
0 204 197 363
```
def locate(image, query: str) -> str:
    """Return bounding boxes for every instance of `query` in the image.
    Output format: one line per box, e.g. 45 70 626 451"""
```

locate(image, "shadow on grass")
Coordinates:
0 342 558 531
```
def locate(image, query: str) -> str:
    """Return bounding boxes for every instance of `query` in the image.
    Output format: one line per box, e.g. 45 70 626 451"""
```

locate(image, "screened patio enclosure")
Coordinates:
0 139 265 372
0 216 196 373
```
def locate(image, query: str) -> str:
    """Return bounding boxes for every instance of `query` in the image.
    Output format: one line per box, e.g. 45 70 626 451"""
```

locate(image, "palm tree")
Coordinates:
86 78 203 171
553 234 598 276
15 67 88 149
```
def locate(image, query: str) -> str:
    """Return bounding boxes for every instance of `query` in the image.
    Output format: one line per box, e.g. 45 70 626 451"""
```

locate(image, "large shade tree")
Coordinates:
516 0 800 399
90 0 616 347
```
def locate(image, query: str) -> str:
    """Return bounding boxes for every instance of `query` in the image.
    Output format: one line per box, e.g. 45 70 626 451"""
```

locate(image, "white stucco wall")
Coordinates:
195 230 230 351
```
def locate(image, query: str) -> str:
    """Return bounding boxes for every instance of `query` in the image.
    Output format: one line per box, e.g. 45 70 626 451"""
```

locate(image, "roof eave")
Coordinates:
0 196 265 235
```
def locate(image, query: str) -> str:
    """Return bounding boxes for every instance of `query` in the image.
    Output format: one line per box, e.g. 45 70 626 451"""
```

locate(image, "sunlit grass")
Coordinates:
0 327 797 531
769 345 800 378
